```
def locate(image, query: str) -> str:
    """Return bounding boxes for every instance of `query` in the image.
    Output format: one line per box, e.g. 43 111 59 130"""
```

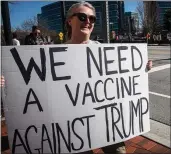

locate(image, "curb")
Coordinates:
142 119 170 148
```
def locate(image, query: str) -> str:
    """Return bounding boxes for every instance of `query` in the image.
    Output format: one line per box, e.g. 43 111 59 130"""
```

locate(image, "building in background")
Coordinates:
108 1 125 35
124 12 139 35
89 1 105 39
37 2 65 32
156 1 171 28
38 1 125 41
118 1 125 34
144 1 171 31
37 1 104 39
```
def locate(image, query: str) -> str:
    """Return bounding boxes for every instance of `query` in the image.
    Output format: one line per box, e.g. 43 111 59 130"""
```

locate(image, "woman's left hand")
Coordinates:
146 60 153 71
0 76 5 87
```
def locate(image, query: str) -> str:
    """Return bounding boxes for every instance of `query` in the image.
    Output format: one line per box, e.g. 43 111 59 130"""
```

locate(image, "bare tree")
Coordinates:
14 26 23 32
19 16 55 36
146 1 160 33
136 1 145 29
20 16 38 32
13 16 59 44
136 1 161 35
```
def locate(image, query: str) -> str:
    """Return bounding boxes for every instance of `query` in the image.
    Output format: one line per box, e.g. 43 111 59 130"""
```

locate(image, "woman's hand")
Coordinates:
0 76 5 87
146 60 153 71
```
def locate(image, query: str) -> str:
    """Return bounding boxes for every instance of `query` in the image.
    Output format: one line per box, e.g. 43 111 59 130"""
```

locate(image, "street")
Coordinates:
148 46 170 126
143 46 170 147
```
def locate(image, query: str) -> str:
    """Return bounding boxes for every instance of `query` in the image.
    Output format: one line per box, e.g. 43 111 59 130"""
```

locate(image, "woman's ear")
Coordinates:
68 22 71 26
67 19 72 26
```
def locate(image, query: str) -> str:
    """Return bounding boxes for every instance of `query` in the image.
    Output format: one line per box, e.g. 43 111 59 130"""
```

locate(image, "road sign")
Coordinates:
59 32 63 37
58 32 63 41
59 37 63 41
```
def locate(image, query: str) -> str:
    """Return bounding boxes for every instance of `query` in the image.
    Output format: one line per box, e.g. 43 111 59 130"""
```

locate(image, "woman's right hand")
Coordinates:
0 76 5 87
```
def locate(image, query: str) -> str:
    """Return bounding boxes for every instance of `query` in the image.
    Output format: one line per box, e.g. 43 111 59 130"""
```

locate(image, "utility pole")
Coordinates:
105 1 110 43
102 1 110 43
60 1 66 42
1 1 12 45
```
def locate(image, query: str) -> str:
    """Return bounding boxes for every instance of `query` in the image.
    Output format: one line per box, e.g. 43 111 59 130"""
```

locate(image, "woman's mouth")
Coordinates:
80 25 90 29
80 25 91 34
81 27 89 29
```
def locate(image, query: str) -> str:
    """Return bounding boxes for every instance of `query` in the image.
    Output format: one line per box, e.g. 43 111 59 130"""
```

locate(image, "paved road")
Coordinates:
148 46 170 126
148 46 170 66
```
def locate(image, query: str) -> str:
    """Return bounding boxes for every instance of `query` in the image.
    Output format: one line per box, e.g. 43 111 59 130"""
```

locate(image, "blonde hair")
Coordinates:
65 2 96 40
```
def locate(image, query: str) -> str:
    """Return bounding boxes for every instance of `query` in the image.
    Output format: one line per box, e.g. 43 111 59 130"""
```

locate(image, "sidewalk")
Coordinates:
1 120 171 154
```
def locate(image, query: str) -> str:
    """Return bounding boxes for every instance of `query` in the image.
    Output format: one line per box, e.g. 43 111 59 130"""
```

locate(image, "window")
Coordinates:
48 19 61 24
42 7 61 16
95 6 102 12
93 26 101 32
109 15 118 21
109 4 118 10
46 14 58 21
109 10 118 17
50 24 62 30
108 1 118 5
96 12 102 19
95 19 101 25
90 1 103 7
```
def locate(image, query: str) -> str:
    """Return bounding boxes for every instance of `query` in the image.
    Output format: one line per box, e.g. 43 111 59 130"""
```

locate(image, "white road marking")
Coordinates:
149 91 171 99
149 64 170 73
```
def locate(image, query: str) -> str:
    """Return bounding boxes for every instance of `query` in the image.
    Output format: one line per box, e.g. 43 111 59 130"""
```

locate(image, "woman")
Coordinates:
64 2 152 154
65 2 127 153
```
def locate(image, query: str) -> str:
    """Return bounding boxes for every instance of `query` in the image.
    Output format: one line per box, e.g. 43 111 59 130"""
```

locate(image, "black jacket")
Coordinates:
24 33 45 45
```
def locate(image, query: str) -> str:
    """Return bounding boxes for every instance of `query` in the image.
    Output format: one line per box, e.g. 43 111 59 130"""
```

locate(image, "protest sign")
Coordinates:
2 44 150 153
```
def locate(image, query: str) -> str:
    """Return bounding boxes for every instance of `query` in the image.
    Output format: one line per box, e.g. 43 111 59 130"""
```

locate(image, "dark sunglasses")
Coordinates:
72 13 96 24
35 32 40 35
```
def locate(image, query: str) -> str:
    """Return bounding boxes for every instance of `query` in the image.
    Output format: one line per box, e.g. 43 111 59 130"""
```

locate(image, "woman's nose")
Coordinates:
85 17 90 24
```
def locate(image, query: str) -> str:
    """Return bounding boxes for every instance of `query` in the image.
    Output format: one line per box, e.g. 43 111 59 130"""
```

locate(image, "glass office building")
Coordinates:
108 1 125 34
124 12 139 34
38 1 125 39
108 1 119 33
37 2 63 32
156 2 171 27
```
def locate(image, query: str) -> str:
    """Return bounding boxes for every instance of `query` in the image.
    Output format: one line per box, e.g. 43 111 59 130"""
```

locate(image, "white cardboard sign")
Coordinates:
2 44 150 154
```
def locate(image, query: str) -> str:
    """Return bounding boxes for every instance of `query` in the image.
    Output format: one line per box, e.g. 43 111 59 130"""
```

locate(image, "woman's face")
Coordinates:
68 5 96 37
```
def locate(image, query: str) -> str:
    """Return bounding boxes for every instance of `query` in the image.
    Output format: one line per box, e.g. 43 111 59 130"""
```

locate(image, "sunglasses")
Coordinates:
34 32 40 35
72 13 96 24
